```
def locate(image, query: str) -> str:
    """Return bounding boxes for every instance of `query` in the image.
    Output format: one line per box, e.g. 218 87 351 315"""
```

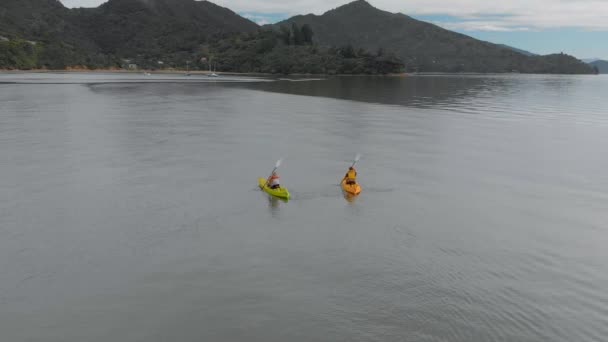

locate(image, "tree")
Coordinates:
291 23 304 45
339 45 356 58
301 24 314 44
279 25 291 45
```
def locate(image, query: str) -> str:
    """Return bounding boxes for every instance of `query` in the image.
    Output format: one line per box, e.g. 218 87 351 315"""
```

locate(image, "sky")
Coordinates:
59 0 608 60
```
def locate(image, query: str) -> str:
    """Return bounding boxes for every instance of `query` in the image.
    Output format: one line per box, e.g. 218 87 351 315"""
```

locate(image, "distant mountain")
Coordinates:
0 0 258 69
73 0 258 57
497 44 537 56
589 60 608 74
278 0 594 74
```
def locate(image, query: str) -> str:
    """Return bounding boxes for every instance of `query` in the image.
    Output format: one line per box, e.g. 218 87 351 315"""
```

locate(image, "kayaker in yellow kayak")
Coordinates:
343 166 357 185
267 171 281 189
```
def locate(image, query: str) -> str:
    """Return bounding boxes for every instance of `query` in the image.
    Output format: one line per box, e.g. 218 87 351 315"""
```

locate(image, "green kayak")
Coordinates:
258 178 290 200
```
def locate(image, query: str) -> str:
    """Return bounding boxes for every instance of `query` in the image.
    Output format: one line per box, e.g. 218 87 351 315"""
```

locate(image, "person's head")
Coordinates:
349 167 354 171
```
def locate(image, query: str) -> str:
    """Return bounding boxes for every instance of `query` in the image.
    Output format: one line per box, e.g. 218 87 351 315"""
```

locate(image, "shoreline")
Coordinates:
0 68 409 77
0 69 600 76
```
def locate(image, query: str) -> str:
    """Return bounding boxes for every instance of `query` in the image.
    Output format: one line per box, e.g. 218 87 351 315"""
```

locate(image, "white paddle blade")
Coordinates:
275 159 283 168
354 154 361 162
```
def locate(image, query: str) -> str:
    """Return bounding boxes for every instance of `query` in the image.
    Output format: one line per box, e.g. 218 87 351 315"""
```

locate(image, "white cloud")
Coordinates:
242 13 274 25
219 0 608 31
61 0 106 7
59 0 608 31
437 22 531 32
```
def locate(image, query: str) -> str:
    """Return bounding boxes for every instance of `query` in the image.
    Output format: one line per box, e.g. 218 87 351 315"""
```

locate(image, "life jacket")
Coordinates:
346 169 357 180
269 174 280 186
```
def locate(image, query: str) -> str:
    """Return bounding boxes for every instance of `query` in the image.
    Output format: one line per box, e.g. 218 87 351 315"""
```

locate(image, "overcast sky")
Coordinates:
59 0 608 59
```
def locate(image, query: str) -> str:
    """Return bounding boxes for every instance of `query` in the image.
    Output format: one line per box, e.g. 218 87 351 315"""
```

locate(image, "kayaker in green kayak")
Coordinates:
267 171 281 189
258 159 290 200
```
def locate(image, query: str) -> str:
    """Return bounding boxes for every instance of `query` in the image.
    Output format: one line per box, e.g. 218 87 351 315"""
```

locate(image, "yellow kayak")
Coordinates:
258 178 290 200
341 179 362 195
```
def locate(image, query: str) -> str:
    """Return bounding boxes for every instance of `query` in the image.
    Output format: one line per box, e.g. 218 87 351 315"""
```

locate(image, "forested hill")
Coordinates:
0 0 595 74
72 0 259 57
278 0 594 74
0 0 260 69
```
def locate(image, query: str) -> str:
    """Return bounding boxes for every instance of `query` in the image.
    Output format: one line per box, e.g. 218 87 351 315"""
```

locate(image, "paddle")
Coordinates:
266 159 282 187
340 154 361 185
350 153 361 169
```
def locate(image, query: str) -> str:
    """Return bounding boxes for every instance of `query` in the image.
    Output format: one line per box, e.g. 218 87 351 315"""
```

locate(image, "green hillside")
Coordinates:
278 0 594 74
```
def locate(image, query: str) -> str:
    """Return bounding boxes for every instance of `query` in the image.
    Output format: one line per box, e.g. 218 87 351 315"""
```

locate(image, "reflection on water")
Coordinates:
251 75 507 107
342 192 358 203
266 194 287 216
246 75 607 124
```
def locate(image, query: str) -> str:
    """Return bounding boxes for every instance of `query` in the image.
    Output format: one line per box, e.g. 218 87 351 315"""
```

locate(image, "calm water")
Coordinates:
1 72 607 342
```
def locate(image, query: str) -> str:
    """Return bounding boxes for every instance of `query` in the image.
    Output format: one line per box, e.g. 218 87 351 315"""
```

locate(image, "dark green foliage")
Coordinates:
0 39 41 69
279 25 291 45
291 23 304 45
256 31 278 54
0 0 99 68
301 24 314 44
339 45 356 58
209 29 404 74
275 24 313 47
